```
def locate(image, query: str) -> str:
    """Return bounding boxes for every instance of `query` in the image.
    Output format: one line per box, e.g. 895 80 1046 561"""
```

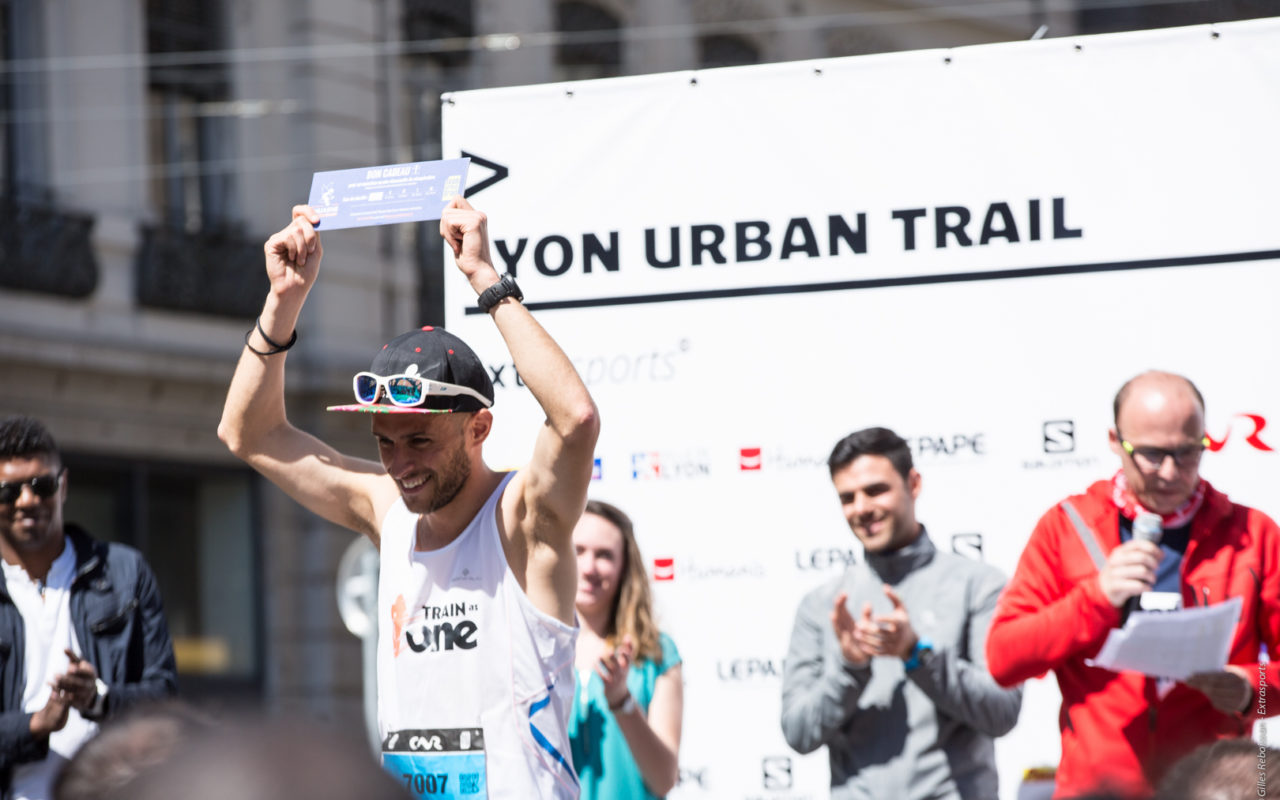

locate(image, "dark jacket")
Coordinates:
0 524 177 799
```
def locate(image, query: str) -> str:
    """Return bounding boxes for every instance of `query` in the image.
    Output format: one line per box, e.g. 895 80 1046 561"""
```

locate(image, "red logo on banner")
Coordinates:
739 447 763 471
1205 413 1273 453
653 558 675 581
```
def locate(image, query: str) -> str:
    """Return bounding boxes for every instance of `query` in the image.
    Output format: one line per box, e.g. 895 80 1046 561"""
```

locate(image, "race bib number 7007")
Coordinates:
382 728 487 799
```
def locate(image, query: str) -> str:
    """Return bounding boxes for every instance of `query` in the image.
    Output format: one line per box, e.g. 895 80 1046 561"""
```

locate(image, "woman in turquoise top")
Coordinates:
570 500 683 799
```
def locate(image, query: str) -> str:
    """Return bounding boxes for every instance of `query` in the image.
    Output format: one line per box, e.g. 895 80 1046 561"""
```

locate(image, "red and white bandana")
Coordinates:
1110 469 1206 529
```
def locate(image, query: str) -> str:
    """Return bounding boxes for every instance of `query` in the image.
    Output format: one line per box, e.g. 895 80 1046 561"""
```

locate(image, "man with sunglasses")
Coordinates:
0 416 177 800
987 371 1280 799
219 197 599 799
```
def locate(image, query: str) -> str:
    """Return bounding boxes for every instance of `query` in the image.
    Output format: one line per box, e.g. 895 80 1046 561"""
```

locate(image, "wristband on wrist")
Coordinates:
85 678 109 720
245 317 297 356
903 638 933 672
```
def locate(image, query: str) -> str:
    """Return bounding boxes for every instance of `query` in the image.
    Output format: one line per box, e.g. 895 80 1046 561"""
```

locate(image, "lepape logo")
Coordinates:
717 658 783 681
740 447 762 470
795 547 858 571
1206 413 1273 452
905 433 985 459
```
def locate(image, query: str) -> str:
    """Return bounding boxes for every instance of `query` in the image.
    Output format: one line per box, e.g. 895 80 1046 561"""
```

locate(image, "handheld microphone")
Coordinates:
1132 512 1163 546
1123 512 1164 622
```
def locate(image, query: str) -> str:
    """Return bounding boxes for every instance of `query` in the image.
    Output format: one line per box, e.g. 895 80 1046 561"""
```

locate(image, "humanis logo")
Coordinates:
738 446 826 472
632 450 711 480
650 556 766 582
1206 414 1273 452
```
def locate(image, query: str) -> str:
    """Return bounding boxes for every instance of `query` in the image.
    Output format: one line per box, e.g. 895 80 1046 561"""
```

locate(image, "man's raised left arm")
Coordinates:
441 198 600 621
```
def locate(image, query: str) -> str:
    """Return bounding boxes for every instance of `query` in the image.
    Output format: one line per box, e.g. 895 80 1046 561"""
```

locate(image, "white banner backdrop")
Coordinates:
441 18 1280 800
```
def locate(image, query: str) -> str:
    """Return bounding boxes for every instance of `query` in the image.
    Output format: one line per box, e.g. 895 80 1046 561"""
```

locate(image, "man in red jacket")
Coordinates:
987 371 1280 799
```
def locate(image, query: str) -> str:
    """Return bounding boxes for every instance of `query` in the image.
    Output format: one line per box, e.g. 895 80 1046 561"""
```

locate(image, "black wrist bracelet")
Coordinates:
245 317 297 356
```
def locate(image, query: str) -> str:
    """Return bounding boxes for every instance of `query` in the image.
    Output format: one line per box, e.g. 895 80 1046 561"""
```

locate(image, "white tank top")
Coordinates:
376 471 580 800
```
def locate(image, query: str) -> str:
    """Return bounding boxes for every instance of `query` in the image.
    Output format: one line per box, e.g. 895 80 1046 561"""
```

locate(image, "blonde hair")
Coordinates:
584 500 663 666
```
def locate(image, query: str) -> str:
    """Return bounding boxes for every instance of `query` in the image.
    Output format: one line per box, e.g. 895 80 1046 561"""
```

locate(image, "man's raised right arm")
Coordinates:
986 508 1121 686
217 206 395 542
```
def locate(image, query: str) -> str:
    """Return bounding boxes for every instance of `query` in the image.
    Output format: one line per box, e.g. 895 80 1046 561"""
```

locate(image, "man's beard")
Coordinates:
411 441 472 514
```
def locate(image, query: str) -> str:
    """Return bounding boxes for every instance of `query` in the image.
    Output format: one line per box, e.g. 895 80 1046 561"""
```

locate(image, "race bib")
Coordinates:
382 728 487 799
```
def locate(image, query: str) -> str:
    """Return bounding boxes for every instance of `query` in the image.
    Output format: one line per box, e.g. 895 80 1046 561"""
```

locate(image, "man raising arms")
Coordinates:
219 198 599 799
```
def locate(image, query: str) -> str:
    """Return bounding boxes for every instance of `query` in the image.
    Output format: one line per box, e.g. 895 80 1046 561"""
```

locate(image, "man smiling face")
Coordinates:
831 453 922 555
372 412 478 515
0 452 67 568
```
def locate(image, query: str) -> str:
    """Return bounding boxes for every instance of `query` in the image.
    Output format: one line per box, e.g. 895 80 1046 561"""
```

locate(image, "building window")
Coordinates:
403 0 473 71
62 455 263 699
698 34 760 68
0 0 98 298
1 0 49 203
137 0 266 317
1078 0 1275 35
1 0 11 197
555 1 623 82
147 0 233 234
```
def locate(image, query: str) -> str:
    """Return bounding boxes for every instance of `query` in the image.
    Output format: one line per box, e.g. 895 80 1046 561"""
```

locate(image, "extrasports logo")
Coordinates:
717 658 783 681
591 457 603 480
653 557 675 581
1206 413 1273 452
631 450 711 480
486 339 691 390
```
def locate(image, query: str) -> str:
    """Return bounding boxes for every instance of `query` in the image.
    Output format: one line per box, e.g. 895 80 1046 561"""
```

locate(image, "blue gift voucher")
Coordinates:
308 158 470 230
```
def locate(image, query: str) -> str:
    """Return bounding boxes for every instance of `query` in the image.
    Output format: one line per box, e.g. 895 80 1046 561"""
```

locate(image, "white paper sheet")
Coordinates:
1087 596 1243 680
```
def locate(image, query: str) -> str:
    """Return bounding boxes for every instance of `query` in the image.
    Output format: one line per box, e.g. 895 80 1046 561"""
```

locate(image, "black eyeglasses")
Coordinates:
0 471 63 504
1119 435 1210 471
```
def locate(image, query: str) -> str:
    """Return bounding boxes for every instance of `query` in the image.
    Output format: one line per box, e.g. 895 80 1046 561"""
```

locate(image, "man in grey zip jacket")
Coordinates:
780 426 1022 800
